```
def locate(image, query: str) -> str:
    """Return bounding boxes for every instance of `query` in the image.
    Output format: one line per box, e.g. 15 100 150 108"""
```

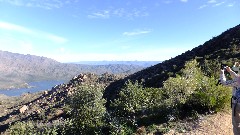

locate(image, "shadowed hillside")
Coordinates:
104 24 240 104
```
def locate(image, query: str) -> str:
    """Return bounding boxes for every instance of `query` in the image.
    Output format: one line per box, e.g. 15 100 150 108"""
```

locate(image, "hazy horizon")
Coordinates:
0 0 239 62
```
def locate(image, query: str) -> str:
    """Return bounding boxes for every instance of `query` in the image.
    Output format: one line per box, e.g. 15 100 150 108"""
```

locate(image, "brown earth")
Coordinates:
165 111 233 135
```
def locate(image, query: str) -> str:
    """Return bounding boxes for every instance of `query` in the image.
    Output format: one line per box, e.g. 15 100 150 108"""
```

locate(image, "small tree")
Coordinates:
109 80 166 133
162 60 203 107
67 85 106 134
188 76 231 112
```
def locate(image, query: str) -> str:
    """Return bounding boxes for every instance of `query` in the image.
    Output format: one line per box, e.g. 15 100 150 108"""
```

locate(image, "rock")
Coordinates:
44 91 48 95
136 126 146 135
83 74 87 79
36 110 41 114
19 105 28 113
55 109 64 117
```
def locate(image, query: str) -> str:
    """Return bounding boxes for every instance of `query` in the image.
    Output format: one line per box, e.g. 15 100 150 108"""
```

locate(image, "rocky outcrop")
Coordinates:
19 105 28 113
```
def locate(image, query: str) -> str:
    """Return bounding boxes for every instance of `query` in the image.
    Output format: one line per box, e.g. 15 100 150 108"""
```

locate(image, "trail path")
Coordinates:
165 111 233 135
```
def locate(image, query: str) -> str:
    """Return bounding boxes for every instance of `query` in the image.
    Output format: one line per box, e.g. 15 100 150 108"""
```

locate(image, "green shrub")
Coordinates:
161 60 204 117
8 121 59 135
162 59 231 117
66 85 106 135
110 80 167 129
187 76 231 112
109 80 143 132
8 121 37 135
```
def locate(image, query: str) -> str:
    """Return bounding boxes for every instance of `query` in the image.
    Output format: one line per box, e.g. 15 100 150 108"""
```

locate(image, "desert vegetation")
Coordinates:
1 59 231 135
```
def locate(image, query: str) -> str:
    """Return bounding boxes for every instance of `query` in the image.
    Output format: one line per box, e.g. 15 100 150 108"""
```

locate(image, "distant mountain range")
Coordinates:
73 61 161 67
0 51 154 89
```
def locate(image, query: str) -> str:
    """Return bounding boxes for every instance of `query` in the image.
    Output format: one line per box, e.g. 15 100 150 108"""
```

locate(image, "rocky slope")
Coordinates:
0 72 124 133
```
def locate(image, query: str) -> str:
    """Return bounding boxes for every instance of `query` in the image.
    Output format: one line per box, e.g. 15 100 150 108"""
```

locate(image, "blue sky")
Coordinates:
0 0 239 62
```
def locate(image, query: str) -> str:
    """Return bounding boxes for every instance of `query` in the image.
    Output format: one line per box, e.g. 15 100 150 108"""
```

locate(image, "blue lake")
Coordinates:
0 80 65 97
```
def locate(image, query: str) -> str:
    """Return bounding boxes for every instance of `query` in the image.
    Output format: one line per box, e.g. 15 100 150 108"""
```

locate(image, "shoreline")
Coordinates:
0 80 65 97
0 83 33 91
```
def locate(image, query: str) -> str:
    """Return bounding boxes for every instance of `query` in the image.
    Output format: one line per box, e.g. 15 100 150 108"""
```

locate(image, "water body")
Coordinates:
0 80 65 97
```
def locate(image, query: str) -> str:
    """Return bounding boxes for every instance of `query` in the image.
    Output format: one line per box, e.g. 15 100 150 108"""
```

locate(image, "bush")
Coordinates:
162 59 231 117
8 121 37 135
109 80 145 133
66 85 106 135
161 60 204 117
8 121 60 135
110 80 168 130
187 76 231 112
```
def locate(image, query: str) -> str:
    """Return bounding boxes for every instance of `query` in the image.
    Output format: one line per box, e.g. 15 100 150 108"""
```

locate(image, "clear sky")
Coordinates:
0 0 239 62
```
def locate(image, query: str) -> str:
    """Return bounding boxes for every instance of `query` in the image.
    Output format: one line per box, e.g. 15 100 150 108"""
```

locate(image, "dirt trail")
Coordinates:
165 111 233 135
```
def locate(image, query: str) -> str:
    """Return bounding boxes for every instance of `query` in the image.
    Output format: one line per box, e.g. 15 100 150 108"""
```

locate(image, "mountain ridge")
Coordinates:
73 61 161 67
0 50 145 89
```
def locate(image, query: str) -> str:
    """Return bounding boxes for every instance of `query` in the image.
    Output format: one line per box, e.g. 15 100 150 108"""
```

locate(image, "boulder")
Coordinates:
44 91 48 95
55 109 64 117
19 105 28 113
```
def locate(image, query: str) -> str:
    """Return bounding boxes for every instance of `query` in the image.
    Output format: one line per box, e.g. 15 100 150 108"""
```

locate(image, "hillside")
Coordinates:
104 24 240 103
133 24 240 86
0 76 232 135
0 24 239 134
0 51 144 89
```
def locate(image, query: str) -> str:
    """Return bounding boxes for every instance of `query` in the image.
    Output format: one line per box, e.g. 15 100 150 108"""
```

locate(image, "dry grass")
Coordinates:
164 110 233 135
